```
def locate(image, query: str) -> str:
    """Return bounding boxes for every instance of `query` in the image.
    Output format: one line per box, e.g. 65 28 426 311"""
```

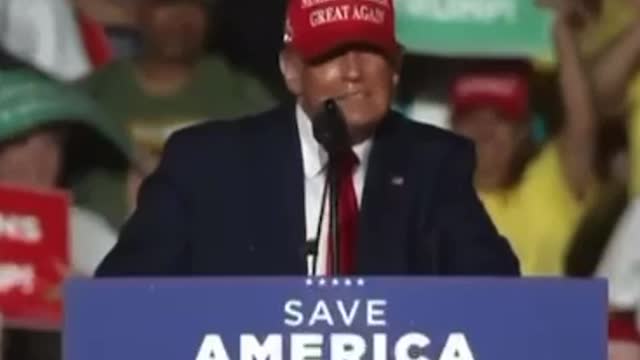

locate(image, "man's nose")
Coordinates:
341 51 363 81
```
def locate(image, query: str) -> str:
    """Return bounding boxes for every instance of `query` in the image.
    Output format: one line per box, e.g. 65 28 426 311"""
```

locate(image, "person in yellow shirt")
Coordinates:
450 9 597 276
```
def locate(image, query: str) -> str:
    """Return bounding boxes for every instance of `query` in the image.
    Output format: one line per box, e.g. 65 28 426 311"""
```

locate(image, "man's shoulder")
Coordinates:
162 107 474 165
164 105 290 155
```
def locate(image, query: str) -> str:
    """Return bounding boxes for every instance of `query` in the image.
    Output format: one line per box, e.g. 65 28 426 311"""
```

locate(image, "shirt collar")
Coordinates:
296 103 372 179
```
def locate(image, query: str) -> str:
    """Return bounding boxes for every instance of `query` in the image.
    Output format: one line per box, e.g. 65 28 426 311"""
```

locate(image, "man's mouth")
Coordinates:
335 90 367 101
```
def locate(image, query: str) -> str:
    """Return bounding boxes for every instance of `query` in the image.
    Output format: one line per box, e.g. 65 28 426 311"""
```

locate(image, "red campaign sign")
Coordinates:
0 184 70 328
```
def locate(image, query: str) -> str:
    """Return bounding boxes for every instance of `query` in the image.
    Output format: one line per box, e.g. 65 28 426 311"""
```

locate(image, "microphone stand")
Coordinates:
327 153 341 276
306 153 342 276
307 175 329 276
309 98 351 276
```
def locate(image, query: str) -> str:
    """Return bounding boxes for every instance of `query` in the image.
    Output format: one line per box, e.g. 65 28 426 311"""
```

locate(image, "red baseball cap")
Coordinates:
451 73 530 122
283 0 399 61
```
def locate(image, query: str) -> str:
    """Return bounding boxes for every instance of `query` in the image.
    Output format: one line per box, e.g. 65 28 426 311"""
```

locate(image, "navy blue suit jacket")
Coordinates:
96 105 519 276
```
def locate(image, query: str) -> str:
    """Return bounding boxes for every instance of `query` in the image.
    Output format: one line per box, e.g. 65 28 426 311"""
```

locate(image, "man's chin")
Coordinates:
344 111 385 127
345 118 383 143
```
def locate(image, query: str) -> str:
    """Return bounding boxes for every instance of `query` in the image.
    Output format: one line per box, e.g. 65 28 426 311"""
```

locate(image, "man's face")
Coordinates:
139 0 207 62
282 45 400 143
0 129 64 189
452 108 527 190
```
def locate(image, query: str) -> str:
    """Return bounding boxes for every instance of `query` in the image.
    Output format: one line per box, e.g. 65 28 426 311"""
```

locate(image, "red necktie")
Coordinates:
327 151 359 275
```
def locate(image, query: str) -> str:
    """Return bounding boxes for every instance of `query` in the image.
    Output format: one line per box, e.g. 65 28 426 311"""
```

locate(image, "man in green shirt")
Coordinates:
78 0 276 221
80 0 275 152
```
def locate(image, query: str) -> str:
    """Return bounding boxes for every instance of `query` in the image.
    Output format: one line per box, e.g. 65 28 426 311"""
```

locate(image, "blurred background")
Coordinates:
0 0 639 358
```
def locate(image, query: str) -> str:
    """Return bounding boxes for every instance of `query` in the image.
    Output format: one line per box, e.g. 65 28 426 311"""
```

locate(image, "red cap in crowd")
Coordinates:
283 0 399 60
452 73 530 121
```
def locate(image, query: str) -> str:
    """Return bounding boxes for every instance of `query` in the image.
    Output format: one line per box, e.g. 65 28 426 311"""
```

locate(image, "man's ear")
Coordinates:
279 48 303 96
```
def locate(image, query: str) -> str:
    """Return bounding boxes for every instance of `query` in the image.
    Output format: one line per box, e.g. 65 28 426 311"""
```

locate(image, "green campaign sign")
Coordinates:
395 0 554 58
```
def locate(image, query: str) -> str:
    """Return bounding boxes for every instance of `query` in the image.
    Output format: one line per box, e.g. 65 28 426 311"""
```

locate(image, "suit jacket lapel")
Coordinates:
357 114 413 274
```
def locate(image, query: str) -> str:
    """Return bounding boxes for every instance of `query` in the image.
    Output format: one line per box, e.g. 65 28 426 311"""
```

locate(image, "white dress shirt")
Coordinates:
296 104 372 276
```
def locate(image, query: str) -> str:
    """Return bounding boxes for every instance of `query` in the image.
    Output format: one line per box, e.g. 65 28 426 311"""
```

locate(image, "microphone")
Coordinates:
312 99 351 155
309 99 351 275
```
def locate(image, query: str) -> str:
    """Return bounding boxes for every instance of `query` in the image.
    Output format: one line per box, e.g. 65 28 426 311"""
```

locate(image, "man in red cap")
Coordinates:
96 0 519 276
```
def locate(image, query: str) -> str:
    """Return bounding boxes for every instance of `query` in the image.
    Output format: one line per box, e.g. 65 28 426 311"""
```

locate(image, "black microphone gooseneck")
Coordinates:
306 99 351 276
306 177 328 276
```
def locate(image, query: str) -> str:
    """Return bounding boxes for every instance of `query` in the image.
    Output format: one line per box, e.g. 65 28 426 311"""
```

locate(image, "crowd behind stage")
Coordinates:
0 0 638 358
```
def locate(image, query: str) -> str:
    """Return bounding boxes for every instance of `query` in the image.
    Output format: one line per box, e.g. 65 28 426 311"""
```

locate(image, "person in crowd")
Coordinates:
79 0 277 216
79 0 276 158
0 49 134 274
591 0 640 197
0 49 134 360
565 119 629 277
549 3 640 357
0 0 92 80
449 7 596 276
95 0 519 277
561 117 639 359
596 196 640 359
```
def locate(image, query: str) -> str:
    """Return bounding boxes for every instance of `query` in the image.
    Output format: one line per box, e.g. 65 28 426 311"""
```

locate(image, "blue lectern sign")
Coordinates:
64 277 606 360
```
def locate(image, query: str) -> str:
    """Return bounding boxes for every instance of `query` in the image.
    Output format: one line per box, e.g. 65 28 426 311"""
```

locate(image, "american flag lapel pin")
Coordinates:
391 176 404 186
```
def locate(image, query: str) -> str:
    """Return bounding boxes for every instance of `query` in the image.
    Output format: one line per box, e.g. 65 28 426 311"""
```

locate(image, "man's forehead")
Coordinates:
300 43 390 64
